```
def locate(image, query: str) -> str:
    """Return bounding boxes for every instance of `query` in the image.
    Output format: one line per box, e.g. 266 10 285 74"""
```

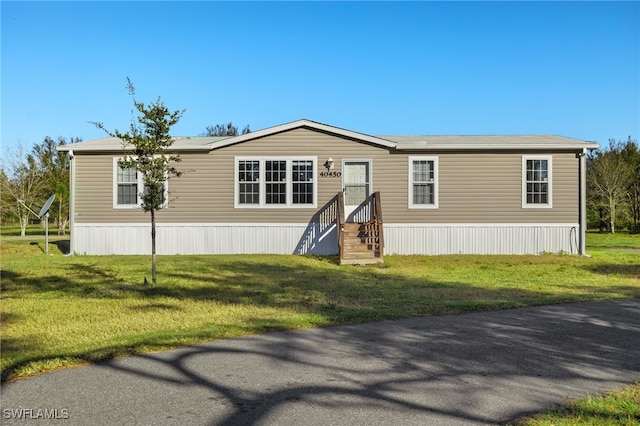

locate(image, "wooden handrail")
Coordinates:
372 191 384 254
337 191 345 261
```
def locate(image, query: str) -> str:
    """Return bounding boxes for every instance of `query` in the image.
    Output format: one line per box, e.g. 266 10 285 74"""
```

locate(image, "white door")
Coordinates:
343 161 371 221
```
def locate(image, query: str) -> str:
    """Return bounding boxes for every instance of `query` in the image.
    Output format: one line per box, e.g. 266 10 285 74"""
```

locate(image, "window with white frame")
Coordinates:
408 156 438 209
522 156 552 208
238 160 260 205
113 158 168 209
292 160 314 204
265 160 287 204
116 165 139 206
235 157 316 208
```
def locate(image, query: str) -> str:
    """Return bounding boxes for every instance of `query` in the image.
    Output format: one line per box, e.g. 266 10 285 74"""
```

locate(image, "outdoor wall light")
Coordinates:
325 158 335 171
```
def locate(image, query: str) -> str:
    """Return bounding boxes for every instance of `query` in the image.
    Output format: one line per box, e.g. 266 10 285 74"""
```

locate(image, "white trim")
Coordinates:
234 156 318 209
75 222 580 229
578 149 588 255
112 157 170 210
522 155 553 209
408 156 439 209
395 142 600 151
75 222 318 227
386 222 578 228
113 157 141 209
68 150 76 254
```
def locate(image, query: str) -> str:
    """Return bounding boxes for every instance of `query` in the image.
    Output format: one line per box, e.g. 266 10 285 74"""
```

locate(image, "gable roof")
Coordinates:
58 119 599 152
206 119 397 150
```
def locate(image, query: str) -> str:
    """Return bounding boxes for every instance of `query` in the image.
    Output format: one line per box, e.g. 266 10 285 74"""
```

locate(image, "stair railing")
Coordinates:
337 191 345 261
372 191 384 256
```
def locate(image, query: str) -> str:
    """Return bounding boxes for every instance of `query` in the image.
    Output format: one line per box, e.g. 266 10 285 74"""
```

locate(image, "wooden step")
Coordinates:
340 220 383 265
342 244 376 251
342 251 378 258
340 255 384 265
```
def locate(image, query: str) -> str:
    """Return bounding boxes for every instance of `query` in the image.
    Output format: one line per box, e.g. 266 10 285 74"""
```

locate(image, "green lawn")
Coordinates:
511 382 640 426
2 230 639 424
1 230 639 393
585 231 640 249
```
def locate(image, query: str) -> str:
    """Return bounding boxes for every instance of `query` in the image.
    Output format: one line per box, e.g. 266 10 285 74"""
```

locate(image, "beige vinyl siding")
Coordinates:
73 128 579 224
383 151 579 223
74 153 144 223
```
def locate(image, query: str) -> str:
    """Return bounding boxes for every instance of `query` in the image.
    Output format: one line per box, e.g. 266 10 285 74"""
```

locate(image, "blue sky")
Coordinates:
2 1 638 157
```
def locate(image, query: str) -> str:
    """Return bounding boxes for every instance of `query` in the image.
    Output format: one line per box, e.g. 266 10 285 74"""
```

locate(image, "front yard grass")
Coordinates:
511 382 640 426
1 231 639 383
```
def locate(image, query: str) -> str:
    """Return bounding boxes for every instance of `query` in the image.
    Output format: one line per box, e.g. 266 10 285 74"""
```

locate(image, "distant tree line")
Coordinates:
200 122 251 137
1 137 79 236
587 137 640 233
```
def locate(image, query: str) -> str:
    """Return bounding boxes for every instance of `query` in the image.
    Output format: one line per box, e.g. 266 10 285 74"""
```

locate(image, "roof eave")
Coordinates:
396 142 600 151
57 145 212 153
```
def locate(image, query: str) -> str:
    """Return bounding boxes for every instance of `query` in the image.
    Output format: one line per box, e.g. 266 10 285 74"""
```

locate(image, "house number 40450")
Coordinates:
320 171 341 178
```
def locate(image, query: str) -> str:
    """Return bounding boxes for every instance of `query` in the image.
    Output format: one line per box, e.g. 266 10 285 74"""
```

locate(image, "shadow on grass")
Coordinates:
3 253 640 387
583 263 640 278
12 239 70 255
2 299 639 425
53 239 70 255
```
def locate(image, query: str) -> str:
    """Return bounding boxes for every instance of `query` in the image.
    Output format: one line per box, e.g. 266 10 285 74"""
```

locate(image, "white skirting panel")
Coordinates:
72 222 580 256
72 223 338 256
384 223 581 255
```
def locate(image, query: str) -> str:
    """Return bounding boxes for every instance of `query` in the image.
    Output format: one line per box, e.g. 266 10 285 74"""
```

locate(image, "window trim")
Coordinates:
234 156 317 208
408 156 439 209
112 157 169 209
522 155 553 209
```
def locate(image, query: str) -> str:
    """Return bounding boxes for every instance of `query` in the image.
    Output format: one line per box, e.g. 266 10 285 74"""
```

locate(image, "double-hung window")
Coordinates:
265 160 287 204
238 160 260 204
116 165 139 206
292 160 314 204
408 156 438 209
522 156 552 208
113 158 168 209
235 157 316 208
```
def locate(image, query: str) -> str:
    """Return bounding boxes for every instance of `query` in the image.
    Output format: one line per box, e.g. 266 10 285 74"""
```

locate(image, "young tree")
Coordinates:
201 122 251 137
92 78 184 284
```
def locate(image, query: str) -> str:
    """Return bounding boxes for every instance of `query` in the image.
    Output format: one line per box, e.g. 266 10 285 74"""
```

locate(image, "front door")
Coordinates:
343 160 371 221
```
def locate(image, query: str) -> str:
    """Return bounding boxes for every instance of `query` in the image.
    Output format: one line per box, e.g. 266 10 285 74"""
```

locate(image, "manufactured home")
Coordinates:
59 119 599 263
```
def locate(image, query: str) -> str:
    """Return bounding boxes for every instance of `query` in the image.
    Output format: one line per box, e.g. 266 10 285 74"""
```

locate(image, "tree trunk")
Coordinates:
58 218 68 236
57 199 64 235
609 198 616 234
151 208 157 284
19 214 28 237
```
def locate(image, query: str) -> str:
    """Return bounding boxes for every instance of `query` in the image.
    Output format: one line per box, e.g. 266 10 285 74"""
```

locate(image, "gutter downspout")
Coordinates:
578 148 587 256
68 150 76 255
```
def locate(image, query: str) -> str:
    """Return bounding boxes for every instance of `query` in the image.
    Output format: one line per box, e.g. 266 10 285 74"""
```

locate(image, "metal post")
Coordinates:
579 149 587 255
45 212 49 254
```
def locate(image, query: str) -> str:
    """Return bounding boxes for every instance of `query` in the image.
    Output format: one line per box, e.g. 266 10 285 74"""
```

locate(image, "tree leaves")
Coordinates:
92 78 184 284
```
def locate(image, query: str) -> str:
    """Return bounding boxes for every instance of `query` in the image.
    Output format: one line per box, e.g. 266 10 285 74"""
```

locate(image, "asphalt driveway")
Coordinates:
2 298 639 425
